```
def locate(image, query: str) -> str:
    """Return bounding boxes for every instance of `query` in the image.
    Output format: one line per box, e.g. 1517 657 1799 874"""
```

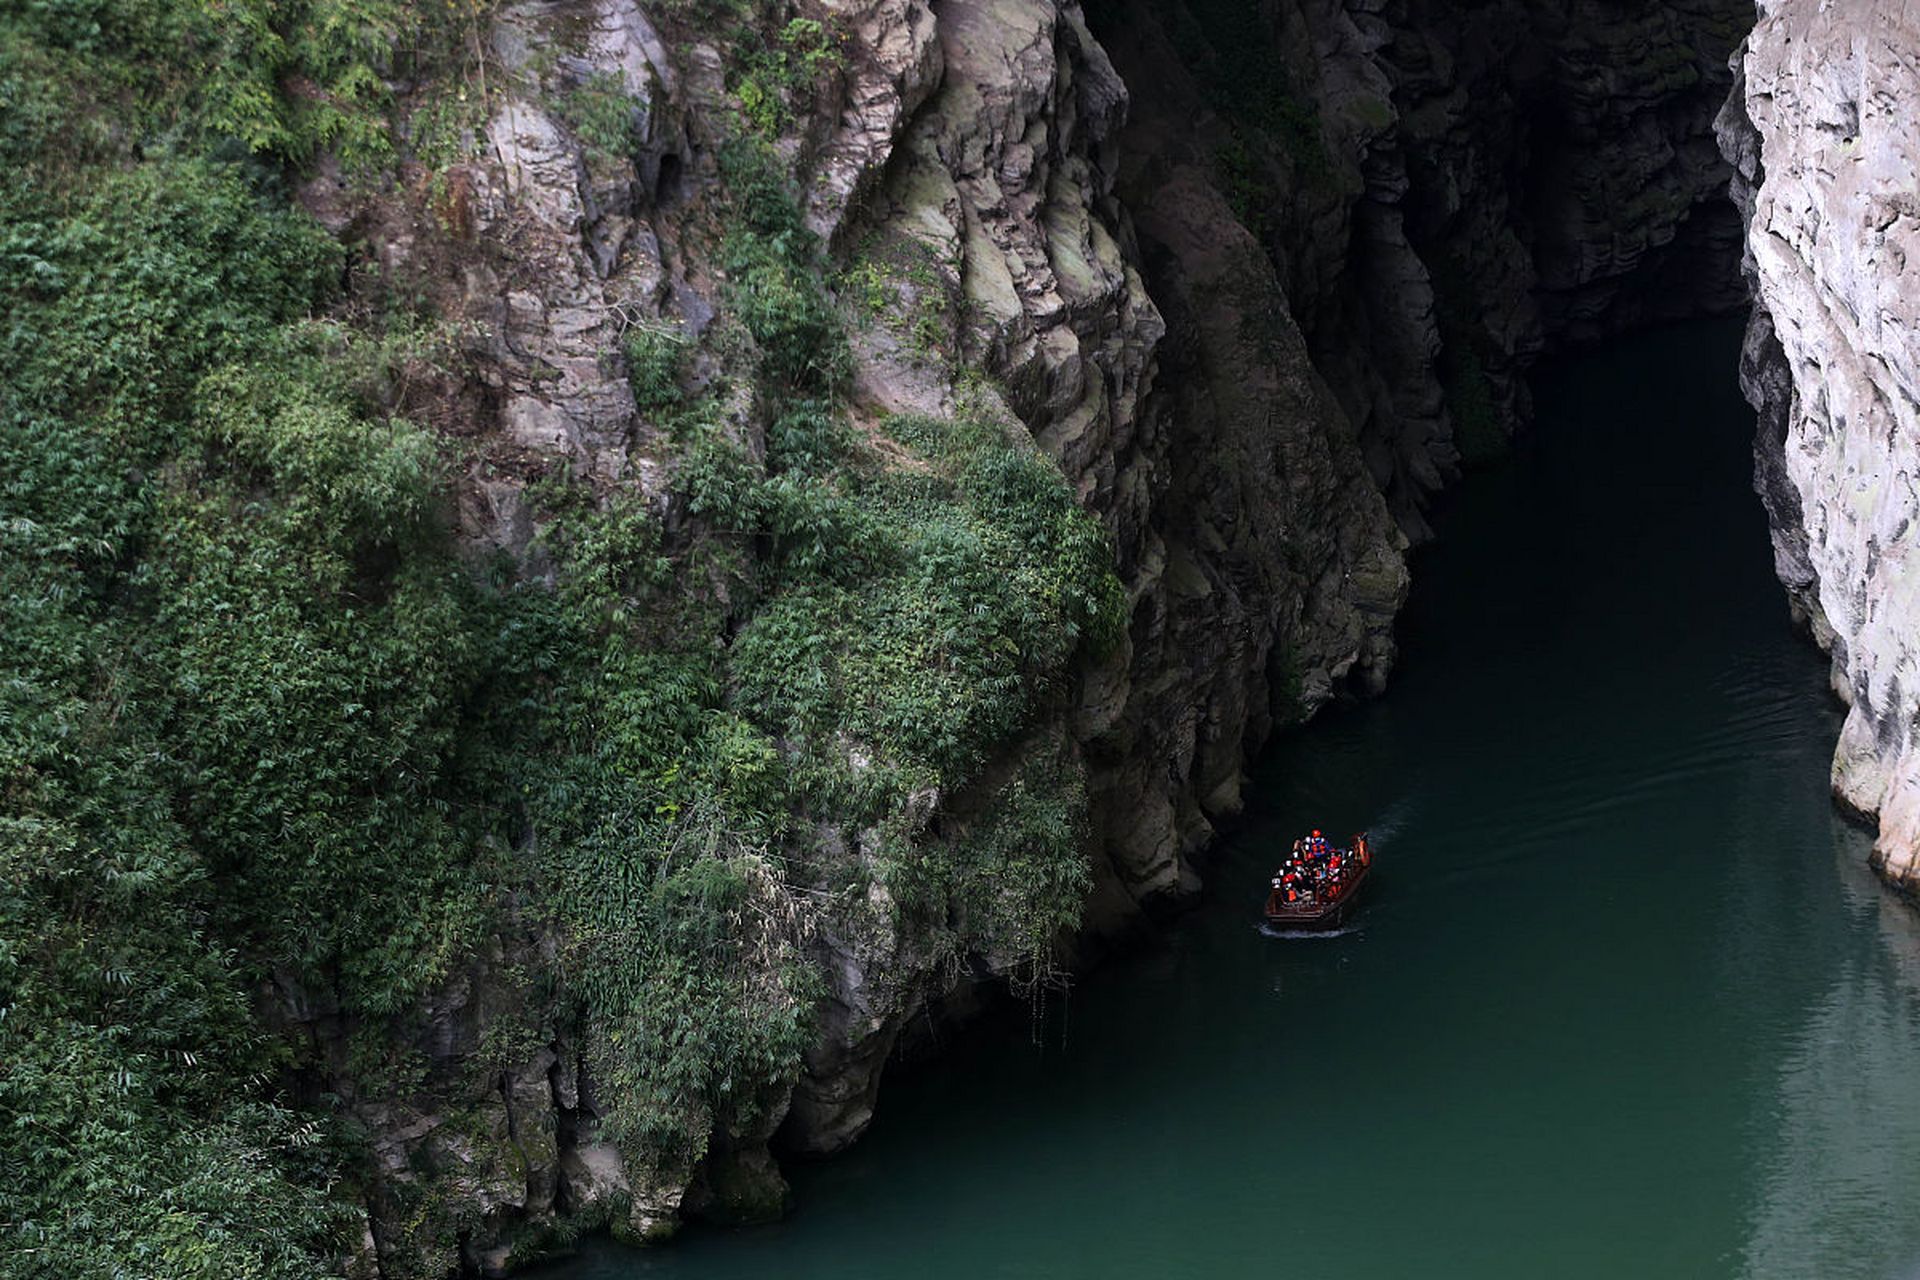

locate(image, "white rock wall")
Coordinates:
1722 0 1920 886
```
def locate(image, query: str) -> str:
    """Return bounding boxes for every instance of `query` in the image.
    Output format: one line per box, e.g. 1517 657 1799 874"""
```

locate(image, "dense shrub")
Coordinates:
0 6 1125 1271
0 4 496 1267
557 70 646 163
1427 252 1508 464
731 413 1125 799
727 13 843 136
0 159 426 1273
474 482 819 1155
718 141 848 394
624 323 691 413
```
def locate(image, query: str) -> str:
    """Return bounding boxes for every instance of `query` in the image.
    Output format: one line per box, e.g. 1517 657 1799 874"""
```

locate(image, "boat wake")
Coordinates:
1256 921 1363 940
1362 796 1416 848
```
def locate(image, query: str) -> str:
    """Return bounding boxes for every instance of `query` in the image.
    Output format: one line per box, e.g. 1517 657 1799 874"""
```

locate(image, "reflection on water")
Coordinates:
546 323 1920 1280
1739 820 1920 1280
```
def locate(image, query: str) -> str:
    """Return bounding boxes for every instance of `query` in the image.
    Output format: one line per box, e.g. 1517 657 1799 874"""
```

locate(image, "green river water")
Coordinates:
549 321 1920 1278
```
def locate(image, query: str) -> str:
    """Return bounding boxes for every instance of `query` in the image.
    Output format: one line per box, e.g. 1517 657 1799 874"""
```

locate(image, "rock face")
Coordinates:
1095 0 1749 540
308 0 1751 1268
765 0 1402 1162
1720 2 1920 890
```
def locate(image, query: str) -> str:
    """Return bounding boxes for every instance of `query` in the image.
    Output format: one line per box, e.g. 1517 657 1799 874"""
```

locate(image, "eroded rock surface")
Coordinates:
1721 1 1920 890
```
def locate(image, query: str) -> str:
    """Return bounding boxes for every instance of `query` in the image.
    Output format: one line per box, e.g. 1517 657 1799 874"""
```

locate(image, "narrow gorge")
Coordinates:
2 0 1915 1275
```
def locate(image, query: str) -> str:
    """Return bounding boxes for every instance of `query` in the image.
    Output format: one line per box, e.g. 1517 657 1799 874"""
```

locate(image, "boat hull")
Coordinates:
1263 862 1369 931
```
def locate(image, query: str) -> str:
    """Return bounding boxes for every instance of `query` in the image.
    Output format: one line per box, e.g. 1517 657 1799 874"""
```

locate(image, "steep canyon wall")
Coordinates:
1720 2 1920 894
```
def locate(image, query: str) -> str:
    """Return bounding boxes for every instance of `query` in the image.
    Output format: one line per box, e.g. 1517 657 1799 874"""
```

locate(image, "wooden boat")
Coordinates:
1264 832 1371 931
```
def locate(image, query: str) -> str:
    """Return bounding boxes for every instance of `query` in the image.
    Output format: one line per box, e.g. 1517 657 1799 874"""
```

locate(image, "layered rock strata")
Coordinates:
1720 2 1920 890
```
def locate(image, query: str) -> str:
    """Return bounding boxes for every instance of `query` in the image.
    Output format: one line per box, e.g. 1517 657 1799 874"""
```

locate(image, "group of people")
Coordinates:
1270 828 1362 905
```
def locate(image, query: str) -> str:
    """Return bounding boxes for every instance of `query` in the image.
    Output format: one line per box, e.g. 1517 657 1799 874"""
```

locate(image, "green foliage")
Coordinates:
480 487 818 1156
535 149 1121 1146
623 323 691 414
0 4 1127 1269
728 246 843 389
729 14 844 136
840 231 951 363
719 141 847 394
1439 337 1503 465
0 0 494 173
206 0 413 163
653 396 1119 990
408 83 489 172
842 258 892 314
730 413 1126 806
1267 636 1307 729
910 753 1094 985
648 0 755 23
0 156 433 1273
520 146 1123 1142
0 4 515 1262
556 70 644 163
160 368 492 1014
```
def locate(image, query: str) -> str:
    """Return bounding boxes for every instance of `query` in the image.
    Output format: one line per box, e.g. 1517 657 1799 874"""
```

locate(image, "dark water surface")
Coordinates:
552 322 1920 1279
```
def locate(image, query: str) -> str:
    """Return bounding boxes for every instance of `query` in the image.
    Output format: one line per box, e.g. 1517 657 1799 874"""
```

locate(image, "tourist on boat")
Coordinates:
1268 829 1368 925
1276 829 1356 904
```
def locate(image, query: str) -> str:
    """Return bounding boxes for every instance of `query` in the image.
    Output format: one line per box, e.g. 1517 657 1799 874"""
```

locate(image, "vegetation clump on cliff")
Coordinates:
0 4 1119 1276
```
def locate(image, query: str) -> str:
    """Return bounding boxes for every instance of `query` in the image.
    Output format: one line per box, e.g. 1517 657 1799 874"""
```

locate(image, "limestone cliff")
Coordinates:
1720 2 1920 892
